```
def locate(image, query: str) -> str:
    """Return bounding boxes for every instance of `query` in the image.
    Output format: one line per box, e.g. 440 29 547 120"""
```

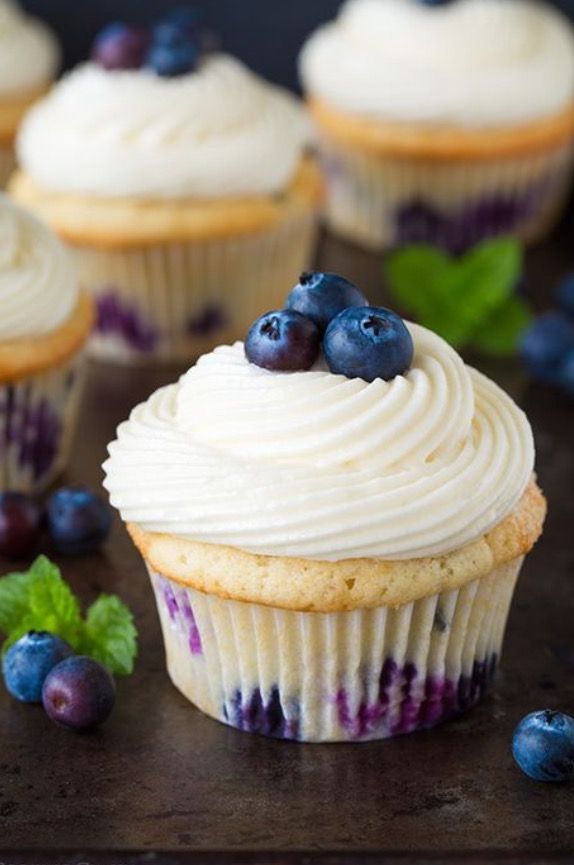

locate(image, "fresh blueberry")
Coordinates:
92 23 150 71
556 273 574 319
0 492 41 559
245 310 321 372
46 488 112 556
2 632 74 704
146 40 199 77
324 307 414 382
42 656 116 732
558 348 574 398
155 7 202 43
521 311 574 385
286 272 369 333
512 710 574 782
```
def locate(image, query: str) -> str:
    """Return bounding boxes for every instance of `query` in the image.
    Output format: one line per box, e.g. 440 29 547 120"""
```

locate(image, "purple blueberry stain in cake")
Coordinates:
223 687 300 740
394 177 557 253
336 655 498 740
188 304 228 338
96 290 159 354
180 592 203 656
0 385 62 482
157 577 203 656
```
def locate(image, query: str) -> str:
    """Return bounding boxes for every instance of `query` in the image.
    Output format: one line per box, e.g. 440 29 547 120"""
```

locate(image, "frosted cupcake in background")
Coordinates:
299 0 574 252
10 9 322 365
0 196 93 492
104 272 546 742
0 0 59 187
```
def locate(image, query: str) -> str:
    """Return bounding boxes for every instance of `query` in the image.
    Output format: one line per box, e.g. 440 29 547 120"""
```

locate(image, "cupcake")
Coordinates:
103 272 546 742
299 0 574 252
0 195 93 493
10 12 322 365
0 0 59 188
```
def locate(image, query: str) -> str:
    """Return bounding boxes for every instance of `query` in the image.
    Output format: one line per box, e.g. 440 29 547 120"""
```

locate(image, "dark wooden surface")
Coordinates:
0 231 573 864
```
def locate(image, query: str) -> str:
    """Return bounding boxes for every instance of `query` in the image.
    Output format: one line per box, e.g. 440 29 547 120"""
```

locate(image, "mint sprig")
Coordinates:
0 556 137 676
385 236 532 355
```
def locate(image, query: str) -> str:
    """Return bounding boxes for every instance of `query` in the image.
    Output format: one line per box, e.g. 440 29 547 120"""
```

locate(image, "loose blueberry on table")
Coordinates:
513 710 574 782
42 656 116 732
521 271 574 395
2 632 73 703
46 488 112 556
0 492 41 559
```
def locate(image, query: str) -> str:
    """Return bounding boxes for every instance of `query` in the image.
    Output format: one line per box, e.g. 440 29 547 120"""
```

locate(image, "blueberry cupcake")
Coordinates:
0 0 59 187
10 10 322 365
0 195 93 493
104 272 545 742
299 0 574 251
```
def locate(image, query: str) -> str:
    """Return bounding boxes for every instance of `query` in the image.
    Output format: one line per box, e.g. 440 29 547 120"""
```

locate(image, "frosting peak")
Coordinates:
0 0 59 96
17 54 309 199
0 195 77 341
104 327 534 561
299 0 574 127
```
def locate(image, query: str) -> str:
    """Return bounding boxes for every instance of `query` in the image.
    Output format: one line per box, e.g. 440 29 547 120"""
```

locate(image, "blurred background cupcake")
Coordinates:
9 9 322 365
300 0 574 252
0 0 59 188
0 195 93 493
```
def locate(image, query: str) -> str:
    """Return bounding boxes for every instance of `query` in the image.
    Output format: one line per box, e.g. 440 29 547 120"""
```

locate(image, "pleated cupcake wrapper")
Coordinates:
147 556 523 742
0 143 15 189
73 211 319 365
316 135 574 251
0 353 86 494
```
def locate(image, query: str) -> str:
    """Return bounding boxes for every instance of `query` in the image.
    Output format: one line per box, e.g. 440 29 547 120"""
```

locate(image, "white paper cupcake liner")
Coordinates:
0 354 86 494
316 136 574 251
0 143 16 189
147 556 523 742
72 212 319 365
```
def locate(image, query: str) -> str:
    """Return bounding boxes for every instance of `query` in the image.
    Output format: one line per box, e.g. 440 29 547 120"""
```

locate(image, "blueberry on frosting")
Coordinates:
92 23 150 71
245 273 413 383
286 271 368 333
92 8 205 78
324 307 414 382
245 310 321 372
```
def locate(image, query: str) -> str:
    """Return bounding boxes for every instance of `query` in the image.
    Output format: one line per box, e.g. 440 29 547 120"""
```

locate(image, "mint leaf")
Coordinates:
80 595 138 677
0 557 138 676
0 571 34 634
470 296 533 356
385 237 525 352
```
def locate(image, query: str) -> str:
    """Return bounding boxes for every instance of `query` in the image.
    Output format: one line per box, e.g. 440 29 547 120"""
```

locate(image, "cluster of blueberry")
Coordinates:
245 272 414 383
3 632 115 732
92 7 204 78
521 274 574 397
0 488 111 560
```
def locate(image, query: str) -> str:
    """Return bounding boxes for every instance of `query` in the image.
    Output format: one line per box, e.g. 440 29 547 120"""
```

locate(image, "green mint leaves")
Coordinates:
385 237 532 355
0 556 137 676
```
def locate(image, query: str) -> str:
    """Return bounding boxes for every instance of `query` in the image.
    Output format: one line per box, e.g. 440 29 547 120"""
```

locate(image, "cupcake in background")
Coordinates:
0 0 59 187
300 0 574 252
104 272 545 742
0 195 93 493
10 9 322 365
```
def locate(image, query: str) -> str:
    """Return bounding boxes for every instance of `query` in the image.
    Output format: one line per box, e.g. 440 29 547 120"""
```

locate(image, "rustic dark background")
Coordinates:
20 0 574 91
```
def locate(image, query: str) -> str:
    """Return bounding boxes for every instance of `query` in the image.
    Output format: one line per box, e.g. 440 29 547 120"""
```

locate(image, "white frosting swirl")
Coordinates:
0 0 59 96
0 194 77 341
299 0 574 127
103 327 534 562
17 54 309 199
